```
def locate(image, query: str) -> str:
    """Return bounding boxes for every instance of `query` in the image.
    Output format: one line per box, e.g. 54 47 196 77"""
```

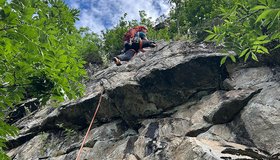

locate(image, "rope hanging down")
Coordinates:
76 82 105 160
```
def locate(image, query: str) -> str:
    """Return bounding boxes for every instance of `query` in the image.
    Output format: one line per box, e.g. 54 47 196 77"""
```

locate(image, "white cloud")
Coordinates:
64 0 171 34
77 10 104 33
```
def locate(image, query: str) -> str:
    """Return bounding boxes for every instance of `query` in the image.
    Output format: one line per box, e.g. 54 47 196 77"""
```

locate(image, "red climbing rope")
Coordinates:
76 85 104 160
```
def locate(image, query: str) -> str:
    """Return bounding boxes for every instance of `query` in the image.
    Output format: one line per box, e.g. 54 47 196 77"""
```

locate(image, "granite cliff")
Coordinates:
7 41 280 160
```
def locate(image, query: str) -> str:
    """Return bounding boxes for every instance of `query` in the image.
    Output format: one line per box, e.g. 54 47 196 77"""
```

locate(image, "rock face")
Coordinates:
7 41 280 160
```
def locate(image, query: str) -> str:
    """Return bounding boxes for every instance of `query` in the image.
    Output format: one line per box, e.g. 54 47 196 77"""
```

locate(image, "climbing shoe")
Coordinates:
113 57 122 66
150 42 157 48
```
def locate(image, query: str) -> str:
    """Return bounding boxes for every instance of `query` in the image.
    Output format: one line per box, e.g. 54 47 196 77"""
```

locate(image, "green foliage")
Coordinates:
56 123 76 139
167 0 279 64
138 11 170 42
168 0 225 41
0 117 18 159
101 14 128 58
76 27 103 65
149 27 170 42
0 0 87 158
205 0 280 64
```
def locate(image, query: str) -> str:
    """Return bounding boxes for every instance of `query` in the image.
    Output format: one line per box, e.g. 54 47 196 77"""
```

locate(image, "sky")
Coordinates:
63 0 172 34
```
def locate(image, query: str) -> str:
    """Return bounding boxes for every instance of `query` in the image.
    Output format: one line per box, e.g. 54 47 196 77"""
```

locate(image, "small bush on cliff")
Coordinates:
167 0 279 64
205 0 280 64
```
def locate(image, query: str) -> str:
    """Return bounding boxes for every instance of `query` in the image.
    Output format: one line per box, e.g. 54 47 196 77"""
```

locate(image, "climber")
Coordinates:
113 25 157 66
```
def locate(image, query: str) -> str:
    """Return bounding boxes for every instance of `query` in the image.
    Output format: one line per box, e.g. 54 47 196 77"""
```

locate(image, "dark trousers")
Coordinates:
117 49 136 61
117 40 156 61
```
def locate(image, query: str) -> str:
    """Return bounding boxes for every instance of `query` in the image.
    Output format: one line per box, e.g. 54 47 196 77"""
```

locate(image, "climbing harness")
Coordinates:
76 82 105 160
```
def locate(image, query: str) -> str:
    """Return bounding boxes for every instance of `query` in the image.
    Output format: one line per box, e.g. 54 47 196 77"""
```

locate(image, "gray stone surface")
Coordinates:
6 41 280 160
240 82 280 154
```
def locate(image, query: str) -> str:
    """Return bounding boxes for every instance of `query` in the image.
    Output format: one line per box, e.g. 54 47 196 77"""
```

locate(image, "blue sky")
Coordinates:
63 0 171 34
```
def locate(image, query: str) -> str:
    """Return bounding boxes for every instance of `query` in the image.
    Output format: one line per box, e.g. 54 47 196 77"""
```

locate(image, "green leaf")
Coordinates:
229 55 236 63
275 10 280 21
213 26 218 33
258 45 269 54
205 34 216 41
267 0 274 6
24 8 36 20
244 51 251 62
253 40 271 45
258 0 267 6
48 35 57 46
256 35 268 41
216 34 224 43
58 50 65 55
256 9 273 22
59 55 68 63
256 49 264 53
220 56 227 66
239 48 249 58
274 44 280 49
205 30 214 34
271 32 280 40
251 53 259 61
3 38 12 52
251 5 268 11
